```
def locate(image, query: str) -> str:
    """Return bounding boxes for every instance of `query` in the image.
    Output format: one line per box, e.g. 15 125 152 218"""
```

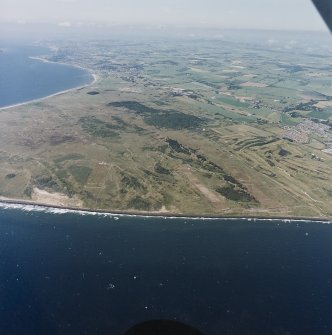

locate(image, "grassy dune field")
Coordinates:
0 38 331 218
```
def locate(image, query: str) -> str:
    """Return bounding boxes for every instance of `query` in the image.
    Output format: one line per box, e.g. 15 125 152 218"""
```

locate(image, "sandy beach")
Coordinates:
0 56 98 112
0 197 331 222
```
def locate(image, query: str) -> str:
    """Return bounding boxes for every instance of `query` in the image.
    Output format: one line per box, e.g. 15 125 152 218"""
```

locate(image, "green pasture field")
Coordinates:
0 38 331 218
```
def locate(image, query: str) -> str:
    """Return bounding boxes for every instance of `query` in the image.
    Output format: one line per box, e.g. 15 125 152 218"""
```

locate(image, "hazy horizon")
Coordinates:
0 0 328 35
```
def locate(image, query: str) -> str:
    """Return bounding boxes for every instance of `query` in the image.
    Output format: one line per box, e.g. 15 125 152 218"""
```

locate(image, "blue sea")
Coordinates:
0 203 331 335
1 41 332 335
0 45 92 108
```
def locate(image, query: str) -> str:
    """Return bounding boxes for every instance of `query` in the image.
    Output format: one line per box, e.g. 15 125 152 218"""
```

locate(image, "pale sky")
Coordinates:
0 0 327 31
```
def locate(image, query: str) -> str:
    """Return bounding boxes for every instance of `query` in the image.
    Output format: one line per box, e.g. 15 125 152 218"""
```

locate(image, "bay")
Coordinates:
0 45 92 109
0 205 331 335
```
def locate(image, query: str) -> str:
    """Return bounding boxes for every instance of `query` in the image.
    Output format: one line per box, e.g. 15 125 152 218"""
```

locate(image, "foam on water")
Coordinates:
0 201 330 224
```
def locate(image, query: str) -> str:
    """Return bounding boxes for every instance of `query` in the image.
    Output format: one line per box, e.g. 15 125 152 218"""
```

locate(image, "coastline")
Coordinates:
0 50 330 224
0 198 331 223
0 56 97 112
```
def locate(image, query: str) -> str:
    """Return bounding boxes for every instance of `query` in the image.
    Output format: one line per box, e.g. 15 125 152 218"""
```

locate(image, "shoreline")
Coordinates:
0 56 97 112
0 198 331 223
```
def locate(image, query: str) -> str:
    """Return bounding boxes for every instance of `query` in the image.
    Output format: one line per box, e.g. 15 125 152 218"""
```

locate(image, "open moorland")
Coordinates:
0 36 332 218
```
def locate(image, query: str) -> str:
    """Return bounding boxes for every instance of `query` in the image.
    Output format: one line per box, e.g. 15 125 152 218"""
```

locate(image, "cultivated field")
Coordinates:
0 37 331 217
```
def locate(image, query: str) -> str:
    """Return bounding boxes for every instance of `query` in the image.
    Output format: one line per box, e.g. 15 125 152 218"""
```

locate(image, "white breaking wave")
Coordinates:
0 201 330 224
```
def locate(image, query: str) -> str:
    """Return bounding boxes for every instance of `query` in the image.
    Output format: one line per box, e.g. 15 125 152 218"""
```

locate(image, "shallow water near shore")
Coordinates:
0 206 332 335
0 45 92 108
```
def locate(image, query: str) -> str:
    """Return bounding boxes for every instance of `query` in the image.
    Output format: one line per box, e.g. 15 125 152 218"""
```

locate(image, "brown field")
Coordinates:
0 39 331 218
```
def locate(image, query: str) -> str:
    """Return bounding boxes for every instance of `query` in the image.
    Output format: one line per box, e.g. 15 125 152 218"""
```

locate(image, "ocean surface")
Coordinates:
0 204 331 335
0 45 92 108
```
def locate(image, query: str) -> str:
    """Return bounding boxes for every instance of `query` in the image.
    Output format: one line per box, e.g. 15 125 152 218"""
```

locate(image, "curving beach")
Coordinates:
0 49 96 110
0 73 97 111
